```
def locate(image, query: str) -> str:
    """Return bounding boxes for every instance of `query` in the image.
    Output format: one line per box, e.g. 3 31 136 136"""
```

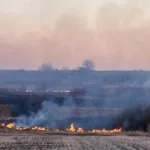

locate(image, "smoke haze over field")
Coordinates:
0 0 150 70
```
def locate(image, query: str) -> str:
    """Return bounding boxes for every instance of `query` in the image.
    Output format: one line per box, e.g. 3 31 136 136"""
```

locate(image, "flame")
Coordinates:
89 128 122 134
31 126 46 131
67 123 76 132
0 123 46 132
0 123 5 127
6 123 14 129
66 124 84 133
0 123 121 134
77 127 84 133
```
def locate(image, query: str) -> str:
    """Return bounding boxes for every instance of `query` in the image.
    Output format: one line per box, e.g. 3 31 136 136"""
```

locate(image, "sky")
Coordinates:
0 0 150 70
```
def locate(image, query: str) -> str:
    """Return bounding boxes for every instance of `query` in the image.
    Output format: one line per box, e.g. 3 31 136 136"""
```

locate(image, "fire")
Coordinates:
67 123 76 132
0 123 121 134
0 123 5 127
6 123 14 129
89 128 122 134
77 128 84 133
66 123 121 134
31 126 46 131
67 124 84 133
0 123 46 132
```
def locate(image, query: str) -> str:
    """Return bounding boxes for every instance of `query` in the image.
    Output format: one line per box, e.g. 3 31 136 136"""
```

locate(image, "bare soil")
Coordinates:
0 133 150 150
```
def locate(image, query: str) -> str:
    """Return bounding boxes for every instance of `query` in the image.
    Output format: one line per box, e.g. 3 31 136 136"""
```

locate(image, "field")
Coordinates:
0 133 150 150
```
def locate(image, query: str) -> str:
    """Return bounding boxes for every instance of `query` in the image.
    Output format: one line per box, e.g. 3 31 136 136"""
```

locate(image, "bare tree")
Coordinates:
82 59 95 70
38 63 53 72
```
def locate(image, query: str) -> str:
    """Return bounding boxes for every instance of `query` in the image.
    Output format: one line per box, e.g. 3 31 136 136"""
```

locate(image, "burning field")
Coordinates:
0 123 150 149
0 123 121 135
0 107 150 149
1 89 150 149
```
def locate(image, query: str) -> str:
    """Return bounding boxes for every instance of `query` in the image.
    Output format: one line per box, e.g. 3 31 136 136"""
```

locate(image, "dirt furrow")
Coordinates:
0 134 150 150
104 136 150 150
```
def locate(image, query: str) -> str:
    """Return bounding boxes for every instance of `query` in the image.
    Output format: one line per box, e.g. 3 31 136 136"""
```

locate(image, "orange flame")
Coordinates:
77 127 84 133
31 126 46 131
0 123 121 134
88 128 122 134
67 123 84 133
67 123 76 132
6 123 14 129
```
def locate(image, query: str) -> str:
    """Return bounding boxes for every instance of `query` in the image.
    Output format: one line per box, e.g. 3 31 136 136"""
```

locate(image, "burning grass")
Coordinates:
0 123 121 135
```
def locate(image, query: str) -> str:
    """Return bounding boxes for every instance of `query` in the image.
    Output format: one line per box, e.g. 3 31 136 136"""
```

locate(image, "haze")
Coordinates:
0 0 150 70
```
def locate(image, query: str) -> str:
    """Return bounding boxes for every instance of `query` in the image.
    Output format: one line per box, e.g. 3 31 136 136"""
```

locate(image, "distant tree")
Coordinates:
38 63 53 72
82 59 95 71
61 67 69 70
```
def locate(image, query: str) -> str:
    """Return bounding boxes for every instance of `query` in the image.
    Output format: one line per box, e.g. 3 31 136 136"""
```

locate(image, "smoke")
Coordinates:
14 98 150 131
14 93 117 130
0 70 146 131
14 97 76 127
111 76 150 131
113 105 150 131
15 101 66 128
13 81 150 131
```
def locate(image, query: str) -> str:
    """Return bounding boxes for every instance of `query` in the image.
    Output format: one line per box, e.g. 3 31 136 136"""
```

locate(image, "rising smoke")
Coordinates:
14 96 115 130
13 82 150 131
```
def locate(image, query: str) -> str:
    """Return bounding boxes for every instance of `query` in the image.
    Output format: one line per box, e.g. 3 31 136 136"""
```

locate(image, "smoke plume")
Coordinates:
14 95 116 130
13 82 150 131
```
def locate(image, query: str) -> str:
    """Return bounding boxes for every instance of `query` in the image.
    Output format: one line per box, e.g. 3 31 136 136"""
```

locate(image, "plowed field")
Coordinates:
0 133 150 150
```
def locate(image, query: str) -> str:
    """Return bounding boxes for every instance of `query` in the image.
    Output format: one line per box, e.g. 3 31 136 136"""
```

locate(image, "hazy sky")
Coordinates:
0 0 150 70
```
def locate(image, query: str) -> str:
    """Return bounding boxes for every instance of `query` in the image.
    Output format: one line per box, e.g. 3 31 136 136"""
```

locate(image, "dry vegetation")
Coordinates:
0 132 150 150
